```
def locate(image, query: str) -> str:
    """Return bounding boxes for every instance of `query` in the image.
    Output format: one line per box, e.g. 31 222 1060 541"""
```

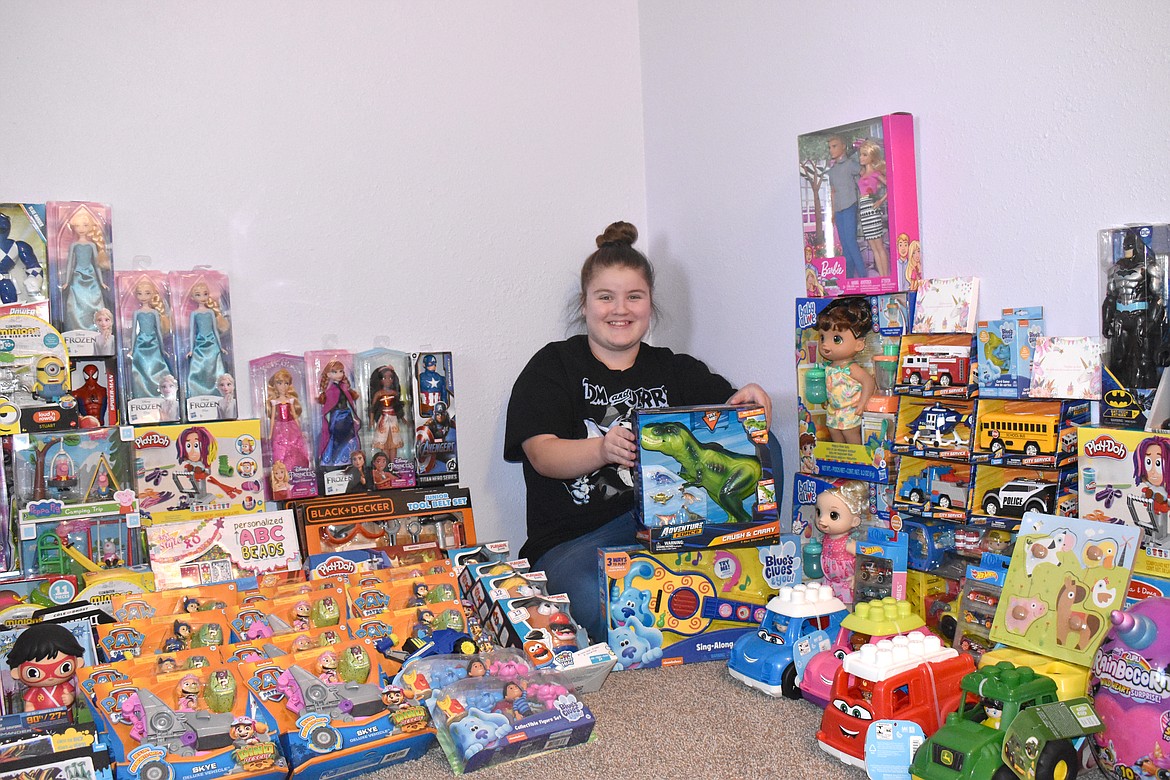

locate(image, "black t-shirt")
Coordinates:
504 335 735 562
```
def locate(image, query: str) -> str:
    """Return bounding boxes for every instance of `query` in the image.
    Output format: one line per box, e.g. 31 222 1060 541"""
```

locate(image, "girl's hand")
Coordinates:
728 383 772 428
600 422 637 468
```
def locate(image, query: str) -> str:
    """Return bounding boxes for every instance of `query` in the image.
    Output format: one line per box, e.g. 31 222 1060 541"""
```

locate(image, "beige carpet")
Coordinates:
364 660 873 778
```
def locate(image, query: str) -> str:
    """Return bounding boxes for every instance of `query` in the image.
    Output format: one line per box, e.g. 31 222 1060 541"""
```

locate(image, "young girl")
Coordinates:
504 221 771 643
816 296 875 444
185 279 230 399
266 369 310 469
815 480 869 605
317 360 360 467
857 140 889 276
368 364 405 461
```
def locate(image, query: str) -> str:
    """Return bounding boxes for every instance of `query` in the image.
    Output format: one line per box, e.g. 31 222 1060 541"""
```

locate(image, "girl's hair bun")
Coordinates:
596 221 638 248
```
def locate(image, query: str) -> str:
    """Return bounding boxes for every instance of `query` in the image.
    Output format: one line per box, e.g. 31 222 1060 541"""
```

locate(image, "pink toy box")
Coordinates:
798 113 921 297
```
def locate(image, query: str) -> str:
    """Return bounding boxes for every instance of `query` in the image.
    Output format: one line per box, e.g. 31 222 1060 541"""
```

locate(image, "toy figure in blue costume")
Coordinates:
316 359 361 466
417 354 448 417
59 207 113 332
0 212 45 303
128 276 174 400
185 279 230 399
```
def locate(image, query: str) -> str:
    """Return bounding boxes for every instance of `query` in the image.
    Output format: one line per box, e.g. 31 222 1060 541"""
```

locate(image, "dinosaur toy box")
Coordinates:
599 542 801 670
633 404 780 552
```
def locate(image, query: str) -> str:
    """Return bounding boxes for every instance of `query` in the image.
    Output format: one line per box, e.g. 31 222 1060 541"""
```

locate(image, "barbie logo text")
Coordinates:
134 432 171 449
818 259 845 278
1084 435 1127 460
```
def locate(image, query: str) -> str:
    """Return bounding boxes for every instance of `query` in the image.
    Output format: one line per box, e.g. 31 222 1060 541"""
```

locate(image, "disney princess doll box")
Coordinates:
1078 426 1169 577
798 113 921 298
170 269 237 423
250 353 318 502
633 404 780 552
131 419 266 524
46 201 118 358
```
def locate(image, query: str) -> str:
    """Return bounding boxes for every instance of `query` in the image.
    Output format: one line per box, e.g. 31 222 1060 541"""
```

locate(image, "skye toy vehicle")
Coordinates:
727 582 847 699
909 662 1103 780
900 465 967 510
817 631 975 767
980 479 1056 518
800 598 925 708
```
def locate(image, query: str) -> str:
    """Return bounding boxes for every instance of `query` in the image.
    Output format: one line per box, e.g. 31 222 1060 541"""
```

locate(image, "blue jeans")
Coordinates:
532 510 637 645
835 204 866 278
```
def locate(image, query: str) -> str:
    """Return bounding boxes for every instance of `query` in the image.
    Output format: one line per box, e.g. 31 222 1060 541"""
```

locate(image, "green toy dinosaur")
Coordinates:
640 422 761 523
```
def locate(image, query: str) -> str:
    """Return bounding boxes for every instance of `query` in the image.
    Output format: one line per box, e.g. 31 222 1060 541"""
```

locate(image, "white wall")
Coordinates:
638 1 1170 495
1 2 648 548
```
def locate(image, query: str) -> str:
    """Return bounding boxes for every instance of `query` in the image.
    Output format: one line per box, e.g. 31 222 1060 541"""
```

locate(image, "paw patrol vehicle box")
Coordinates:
600 542 801 670
634 404 779 552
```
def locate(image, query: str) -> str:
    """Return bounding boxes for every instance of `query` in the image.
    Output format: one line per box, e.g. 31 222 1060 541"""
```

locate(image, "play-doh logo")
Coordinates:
796 477 819 505
797 301 819 329
1084 435 1127 460
134 431 171 449
1092 648 1170 702
314 557 357 580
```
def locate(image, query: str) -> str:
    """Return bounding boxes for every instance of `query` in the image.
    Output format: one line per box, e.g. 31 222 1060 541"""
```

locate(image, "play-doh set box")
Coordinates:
797 294 913 483
292 486 474 558
132 419 266 523
1078 426 1170 576
599 541 801 670
798 113 921 298
633 404 779 552
976 307 1045 399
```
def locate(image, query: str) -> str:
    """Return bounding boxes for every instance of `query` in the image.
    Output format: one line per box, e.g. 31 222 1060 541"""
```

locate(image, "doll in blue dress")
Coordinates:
185 279 230 399
60 207 113 333
128 276 174 401
317 360 361 467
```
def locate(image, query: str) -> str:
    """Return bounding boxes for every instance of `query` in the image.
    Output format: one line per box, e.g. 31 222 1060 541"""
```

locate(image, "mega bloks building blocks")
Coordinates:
727 582 847 699
816 631 975 767
799 597 924 708
910 662 1102 780
634 404 780 552
798 113 920 298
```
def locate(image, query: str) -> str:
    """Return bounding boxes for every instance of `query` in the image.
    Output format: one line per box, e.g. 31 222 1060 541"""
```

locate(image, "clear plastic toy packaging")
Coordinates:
115 270 180 424
170 269 236 422
354 347 417 490
306 349 365 496
46 200 117 358
250 352 318 502
412 351 457 485
0 203 49 317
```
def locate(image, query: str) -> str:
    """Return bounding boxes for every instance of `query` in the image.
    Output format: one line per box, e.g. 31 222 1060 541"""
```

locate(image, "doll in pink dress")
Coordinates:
815 479 869 605
266 369 310 469
816 297 876 445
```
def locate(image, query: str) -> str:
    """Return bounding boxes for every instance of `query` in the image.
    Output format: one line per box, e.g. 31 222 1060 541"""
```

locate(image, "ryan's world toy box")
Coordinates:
634 405 780 552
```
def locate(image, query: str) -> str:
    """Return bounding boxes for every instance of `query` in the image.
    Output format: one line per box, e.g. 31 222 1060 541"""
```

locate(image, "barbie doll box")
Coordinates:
633 404 780 553
131 419 266 524
798 113 921 298
1077 426 1168 576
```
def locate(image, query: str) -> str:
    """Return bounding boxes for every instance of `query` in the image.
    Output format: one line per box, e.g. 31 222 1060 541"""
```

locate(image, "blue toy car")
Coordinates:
727 582 848 699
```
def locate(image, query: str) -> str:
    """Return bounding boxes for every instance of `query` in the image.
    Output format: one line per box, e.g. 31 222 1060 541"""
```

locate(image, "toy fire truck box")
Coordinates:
1078 426 1170 576
1098 224 1170 430
798 113 921 298
237 643 433 780
90 669 288 780
970 398 1089 469
853 526 909 603
893 455 972 522
892 397 974 462
145 510 303 590
634 404 780 552
968 463 1077 532
294 487 474 558
0 204 50 319
0 314 80 434
600 541 799 671
951 552 1010 662
797 295 912 483
411 351 457 486
895 333 977 399
425 666 594 775
131 419 266 524
977 307 1045 399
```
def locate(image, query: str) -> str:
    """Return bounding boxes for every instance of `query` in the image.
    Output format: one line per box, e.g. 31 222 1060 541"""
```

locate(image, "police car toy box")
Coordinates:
633 404 780 552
